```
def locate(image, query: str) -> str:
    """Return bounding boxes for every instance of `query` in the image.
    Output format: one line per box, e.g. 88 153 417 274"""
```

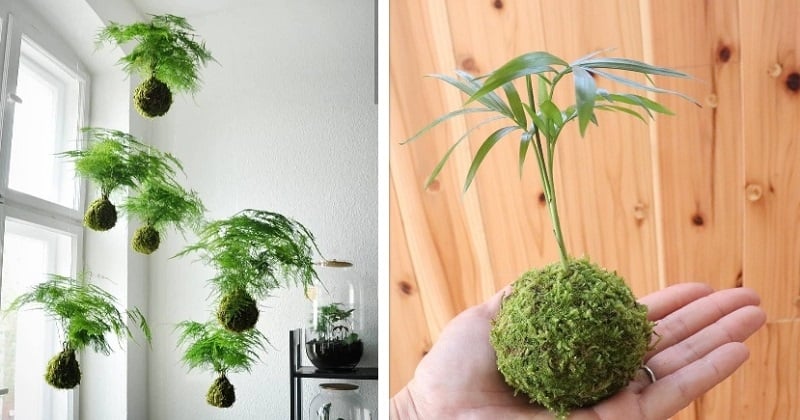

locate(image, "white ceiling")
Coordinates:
127 0 260 17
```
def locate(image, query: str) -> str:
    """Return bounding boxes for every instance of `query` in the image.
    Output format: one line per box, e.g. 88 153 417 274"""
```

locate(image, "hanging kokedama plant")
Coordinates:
176 320 268 408
59 128 182 232
97 14 215 118
406 50 696 419
176 209 322 333
122 177 205 254
4 273 151 389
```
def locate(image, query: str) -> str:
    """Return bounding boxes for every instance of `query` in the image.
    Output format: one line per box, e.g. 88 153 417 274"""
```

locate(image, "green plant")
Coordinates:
176 320 268 408
406 50 695 418
4 273 151 389
122 177 205 254
176 209 321 332
59 128 182 231
97 14 215 118
314 303 359 344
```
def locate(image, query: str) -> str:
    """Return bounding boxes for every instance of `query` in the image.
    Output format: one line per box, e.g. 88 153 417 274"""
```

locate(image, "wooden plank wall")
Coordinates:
389 0 800 418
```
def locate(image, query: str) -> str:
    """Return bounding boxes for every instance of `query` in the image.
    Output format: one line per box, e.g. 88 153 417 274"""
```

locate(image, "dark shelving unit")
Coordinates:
289 329 378 420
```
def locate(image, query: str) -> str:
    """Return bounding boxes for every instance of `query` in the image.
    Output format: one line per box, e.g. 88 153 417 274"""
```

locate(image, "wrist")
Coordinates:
390 385 420 419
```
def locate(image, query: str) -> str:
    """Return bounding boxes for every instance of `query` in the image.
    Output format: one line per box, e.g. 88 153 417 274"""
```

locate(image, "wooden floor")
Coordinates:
389 1 800 418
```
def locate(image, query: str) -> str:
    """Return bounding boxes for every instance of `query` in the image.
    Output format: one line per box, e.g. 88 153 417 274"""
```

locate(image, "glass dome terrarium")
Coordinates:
309 383 370 420
305 260 364 371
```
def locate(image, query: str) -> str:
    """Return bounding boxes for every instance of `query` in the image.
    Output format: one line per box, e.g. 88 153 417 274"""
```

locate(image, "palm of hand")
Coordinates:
405 283 765 420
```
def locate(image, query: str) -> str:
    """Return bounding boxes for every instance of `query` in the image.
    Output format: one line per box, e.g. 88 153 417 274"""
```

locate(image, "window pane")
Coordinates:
0 218 76 420
7 36 81 210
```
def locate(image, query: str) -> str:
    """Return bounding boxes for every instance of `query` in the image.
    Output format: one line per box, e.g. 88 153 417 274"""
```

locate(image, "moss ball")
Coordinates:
134 77 173 118
490 258 653 419
45 349 81 389
207 375 236 408
217 290 259 332
132 224 161 254
84 197 117 231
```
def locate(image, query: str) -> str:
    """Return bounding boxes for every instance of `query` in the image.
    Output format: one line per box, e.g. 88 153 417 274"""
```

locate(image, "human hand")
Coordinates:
390 283 766 419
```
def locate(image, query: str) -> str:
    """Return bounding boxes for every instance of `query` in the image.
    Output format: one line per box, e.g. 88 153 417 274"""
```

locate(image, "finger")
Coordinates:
640 342 750 420
646 287 761 358
638 283 714 321
481 285 513 317
647 305 765 378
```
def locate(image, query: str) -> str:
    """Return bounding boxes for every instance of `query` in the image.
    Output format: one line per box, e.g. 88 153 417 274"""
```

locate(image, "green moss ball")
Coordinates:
132 224 161 254
217 290 259 332
207 375 236 408
84 197 117 231
490 258 653 419
134 77 173 118
45 349 81 389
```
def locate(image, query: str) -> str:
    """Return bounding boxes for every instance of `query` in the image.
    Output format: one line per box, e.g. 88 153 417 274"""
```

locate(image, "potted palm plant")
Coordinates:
97 14 215 118
4 273 150 389
177 209 321 333
176 320 268 408
59 128 182 232
406 50 696 419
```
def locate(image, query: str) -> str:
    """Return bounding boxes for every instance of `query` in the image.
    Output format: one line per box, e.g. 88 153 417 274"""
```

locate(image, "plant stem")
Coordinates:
525 78 569 268
544 144 569 268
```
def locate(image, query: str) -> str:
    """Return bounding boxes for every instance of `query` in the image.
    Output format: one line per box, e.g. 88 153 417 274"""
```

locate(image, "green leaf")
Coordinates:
527 108 551 139
429 73 512 118
518 131 533 177
588 68 699 105
595 105 647 123
402 107 493 145
454 71 513 116
573 66 597 136
424 115 506 188
539 100 563 127
463 126 520 191
575 57 691 78
537 75 551 103
469 52 568 103
598 92 674 116
502 82 527 128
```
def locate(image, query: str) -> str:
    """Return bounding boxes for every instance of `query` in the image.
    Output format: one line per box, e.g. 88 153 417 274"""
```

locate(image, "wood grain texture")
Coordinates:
739 321 800 419
389 0 799 417
740 0 800 321
646 0 743 291
388 179 431 393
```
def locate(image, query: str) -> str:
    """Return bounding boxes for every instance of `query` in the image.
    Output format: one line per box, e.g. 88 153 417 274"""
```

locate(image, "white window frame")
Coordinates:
0 4 90 420
0 11 90 219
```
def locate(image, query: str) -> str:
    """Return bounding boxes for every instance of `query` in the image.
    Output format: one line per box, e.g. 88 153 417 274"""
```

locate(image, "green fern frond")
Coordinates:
175 209 322 298
97 14 215 93
59 128 181 198
122 177 205 233
176 320 268 375
4 273 151 354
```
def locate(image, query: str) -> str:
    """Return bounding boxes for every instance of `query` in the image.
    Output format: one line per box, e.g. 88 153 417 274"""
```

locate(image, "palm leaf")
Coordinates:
464 126 520 191
469 52 568 101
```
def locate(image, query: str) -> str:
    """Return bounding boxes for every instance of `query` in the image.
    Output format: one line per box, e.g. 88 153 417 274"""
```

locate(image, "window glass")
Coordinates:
7 36 82 210
0 218 76 420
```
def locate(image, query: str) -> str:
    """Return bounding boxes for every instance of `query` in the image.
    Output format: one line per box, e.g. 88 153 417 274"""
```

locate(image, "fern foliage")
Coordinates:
5 273 151 355
176 209 321 298
177 320 267 375
97 14 215 93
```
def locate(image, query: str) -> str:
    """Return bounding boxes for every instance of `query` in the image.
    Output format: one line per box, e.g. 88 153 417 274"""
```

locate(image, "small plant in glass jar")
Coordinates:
305 261 364 371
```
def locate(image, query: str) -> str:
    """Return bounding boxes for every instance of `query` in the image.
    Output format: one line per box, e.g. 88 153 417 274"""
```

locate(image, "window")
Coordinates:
0 8 88 420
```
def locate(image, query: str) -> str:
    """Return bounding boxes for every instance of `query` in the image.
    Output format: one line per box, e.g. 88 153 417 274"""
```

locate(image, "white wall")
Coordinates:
142 2 378 419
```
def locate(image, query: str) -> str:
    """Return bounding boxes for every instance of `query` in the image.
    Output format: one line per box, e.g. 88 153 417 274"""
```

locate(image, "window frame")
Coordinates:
0 11 90 221
0 4 90 420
